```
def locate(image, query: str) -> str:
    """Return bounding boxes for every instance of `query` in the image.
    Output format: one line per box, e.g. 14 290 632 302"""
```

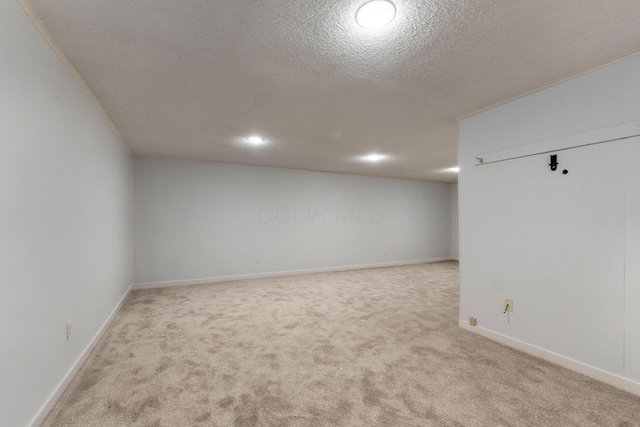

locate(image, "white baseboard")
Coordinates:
451 257 459 261
459 320 640 397
133 257 453 290
29 285 133 427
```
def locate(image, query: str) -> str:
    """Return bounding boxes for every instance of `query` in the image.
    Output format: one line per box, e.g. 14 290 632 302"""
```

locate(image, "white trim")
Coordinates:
476 121 640 165
133 258 452 290
28 285 133 427
132 155 437 184
14 0 130 154
459 320 640 397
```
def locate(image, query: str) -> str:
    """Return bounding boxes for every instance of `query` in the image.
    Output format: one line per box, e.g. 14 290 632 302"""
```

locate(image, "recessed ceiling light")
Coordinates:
361 153 387 162
445 167 460 173
246 135 266 145
356 0 396 29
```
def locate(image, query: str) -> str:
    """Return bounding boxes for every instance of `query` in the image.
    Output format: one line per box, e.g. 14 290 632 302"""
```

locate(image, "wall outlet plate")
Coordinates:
503 299 513 312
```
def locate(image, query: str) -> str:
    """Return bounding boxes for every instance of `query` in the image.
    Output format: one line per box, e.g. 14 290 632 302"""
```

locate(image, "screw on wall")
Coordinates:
503 299 513 324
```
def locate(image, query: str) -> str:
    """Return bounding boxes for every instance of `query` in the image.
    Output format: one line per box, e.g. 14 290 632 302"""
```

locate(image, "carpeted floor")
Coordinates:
44 261 640 426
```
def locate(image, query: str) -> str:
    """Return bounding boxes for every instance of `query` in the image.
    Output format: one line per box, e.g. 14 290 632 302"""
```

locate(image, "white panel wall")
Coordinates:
451 183 459 260
459 54 640 385
0 2 132 426
625 142 640 380
134 158 452 284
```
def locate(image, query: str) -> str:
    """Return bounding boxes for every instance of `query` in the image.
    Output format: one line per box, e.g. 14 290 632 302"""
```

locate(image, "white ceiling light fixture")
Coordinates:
246 135 266 145
361 153 388 162
356 0 396 29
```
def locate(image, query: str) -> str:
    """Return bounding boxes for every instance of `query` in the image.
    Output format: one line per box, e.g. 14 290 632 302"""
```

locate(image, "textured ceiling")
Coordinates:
29 0 640 182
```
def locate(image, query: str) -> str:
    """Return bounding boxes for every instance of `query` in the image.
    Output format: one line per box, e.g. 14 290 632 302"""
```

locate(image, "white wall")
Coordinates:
450 183 459 260
134 158 452 284
0 2 132 426
459 54 640 386
625 142 640 381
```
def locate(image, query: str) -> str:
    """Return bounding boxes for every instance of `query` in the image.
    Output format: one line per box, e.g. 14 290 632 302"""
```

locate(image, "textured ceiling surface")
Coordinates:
30 0 640 181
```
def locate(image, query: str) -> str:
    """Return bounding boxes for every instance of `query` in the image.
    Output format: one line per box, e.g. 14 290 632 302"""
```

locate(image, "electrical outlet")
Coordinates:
503 299 513 312
469 317 477 326
66 322 72 340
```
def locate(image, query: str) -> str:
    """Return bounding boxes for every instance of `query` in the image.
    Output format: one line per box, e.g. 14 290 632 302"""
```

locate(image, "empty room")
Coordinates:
2 0 640 426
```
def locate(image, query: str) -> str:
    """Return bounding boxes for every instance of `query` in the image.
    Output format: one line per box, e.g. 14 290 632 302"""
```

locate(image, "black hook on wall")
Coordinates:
549 154 569 174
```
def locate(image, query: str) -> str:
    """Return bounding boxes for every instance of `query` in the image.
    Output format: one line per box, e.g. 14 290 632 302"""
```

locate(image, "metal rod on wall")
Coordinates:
474 121 640 166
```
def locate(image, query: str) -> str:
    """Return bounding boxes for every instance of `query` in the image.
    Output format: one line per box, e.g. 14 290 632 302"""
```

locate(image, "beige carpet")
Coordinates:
44 261 640 426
